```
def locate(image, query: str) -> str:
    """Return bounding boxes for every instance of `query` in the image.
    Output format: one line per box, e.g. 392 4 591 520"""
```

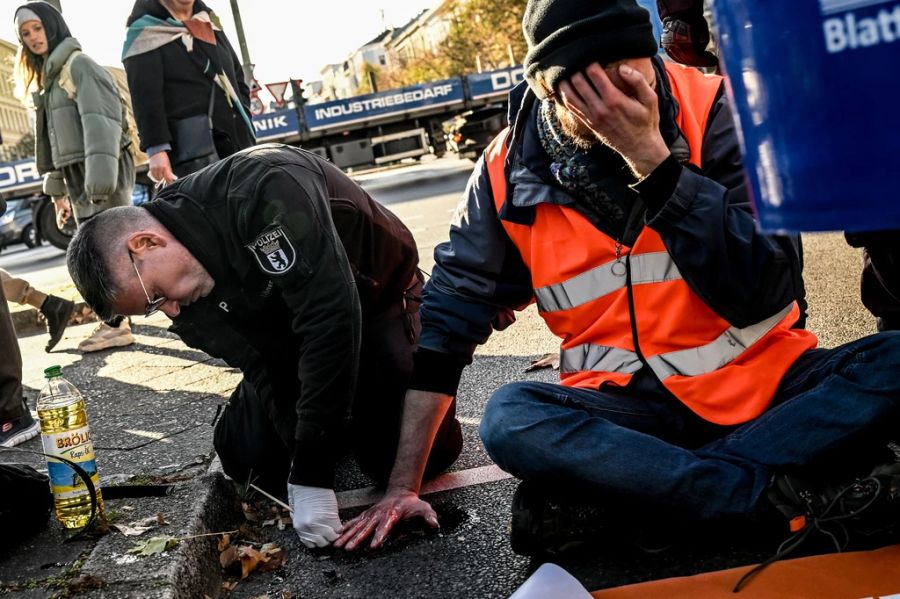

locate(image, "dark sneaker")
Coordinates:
40 295 75 352
509 481 610 556
768 468 900 542
0 411 39 448
736 469 900 592
660 14 719 68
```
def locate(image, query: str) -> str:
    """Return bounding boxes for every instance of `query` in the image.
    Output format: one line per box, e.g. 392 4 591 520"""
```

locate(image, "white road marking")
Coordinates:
458 416 481 426
336 464 513 510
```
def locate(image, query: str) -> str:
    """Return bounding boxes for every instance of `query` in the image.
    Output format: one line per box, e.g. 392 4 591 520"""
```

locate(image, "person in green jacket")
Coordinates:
13 1 134 352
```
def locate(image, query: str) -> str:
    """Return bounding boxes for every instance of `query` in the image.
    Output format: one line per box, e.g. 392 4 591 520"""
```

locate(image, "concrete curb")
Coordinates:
78 472 239 599
11 302 98 337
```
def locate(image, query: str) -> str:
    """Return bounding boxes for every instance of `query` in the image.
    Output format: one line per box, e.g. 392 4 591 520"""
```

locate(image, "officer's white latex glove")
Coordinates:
287 483 343 548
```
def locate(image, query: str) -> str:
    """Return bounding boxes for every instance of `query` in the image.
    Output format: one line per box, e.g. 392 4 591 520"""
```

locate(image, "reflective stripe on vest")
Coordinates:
561 302 794 379
535 252 681 313
645 303 793 378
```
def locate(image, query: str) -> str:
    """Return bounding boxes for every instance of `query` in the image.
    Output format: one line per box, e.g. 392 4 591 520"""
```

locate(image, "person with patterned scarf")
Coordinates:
122 0 254 185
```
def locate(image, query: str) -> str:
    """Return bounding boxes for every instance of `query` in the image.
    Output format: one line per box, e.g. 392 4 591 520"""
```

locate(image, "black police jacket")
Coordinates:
143 144 418 487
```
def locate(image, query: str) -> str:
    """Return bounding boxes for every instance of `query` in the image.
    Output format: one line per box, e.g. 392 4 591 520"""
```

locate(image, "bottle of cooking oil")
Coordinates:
36 365 103 528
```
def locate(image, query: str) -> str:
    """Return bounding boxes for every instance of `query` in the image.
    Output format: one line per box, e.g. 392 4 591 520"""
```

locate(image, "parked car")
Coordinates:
0 196 40 252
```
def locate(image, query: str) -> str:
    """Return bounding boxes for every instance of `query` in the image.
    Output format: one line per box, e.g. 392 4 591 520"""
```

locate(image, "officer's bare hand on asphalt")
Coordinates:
334 489 439 551
558 62 670 178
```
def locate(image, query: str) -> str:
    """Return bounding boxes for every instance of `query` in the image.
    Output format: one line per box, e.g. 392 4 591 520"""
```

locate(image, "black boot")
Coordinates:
40 295 75 352
509 481 612 556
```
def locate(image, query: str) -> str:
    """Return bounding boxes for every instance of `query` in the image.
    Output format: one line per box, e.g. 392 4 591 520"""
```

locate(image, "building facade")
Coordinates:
0 38 34 162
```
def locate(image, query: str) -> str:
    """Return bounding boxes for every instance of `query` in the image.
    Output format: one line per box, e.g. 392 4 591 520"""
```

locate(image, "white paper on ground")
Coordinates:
508 563 593 599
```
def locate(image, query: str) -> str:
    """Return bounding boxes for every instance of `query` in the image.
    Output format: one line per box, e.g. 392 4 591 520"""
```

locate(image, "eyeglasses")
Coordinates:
128 250 167 317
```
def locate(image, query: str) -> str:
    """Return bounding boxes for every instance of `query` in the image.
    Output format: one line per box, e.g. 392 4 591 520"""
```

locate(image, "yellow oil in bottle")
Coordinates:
37 366 103 529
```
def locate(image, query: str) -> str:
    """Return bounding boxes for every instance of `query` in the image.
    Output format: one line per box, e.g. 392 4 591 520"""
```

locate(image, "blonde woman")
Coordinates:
14 1 134 351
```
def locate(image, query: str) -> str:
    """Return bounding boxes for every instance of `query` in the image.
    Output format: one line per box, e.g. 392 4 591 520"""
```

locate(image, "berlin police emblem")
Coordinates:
248 227 296 275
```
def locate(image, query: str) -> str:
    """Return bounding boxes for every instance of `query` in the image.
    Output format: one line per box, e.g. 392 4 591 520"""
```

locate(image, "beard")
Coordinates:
553 102 598 151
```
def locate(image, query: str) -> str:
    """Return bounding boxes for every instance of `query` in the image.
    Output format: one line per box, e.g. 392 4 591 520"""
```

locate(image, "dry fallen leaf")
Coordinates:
112 523 153 536
242 501 260 523
219 545 238 569
524 352 560 372
112 513 170 536
218 533 231 552
238 546 264 579
128 535 178 556
257 544 288 573
277 515 291 531
222 580 238 592
261 518 278 527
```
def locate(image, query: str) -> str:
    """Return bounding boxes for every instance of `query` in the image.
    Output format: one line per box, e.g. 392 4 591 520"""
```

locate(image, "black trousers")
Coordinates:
0 282 25 421
213 278 463 496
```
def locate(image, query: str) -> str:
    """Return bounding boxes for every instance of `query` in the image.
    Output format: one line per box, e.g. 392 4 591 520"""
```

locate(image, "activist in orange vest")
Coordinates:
334 0 900 555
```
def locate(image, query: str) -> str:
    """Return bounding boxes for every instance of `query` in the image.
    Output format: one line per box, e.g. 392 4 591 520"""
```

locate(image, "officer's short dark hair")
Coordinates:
66 206 150 320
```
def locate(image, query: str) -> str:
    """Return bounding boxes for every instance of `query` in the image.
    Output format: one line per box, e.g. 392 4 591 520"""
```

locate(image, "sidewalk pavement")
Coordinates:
0 314 242 598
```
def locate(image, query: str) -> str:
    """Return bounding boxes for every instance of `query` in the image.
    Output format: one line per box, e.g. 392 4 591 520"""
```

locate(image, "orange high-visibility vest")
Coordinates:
485 62 817 425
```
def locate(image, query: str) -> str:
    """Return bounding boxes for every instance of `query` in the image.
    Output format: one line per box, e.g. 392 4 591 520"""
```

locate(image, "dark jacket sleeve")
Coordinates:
637 94 806 328
123 50 170 151
238 164 361 489
223 35 251 108
410 154 534 396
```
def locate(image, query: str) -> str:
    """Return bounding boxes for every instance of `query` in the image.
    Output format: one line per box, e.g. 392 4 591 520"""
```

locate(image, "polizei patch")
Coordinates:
248 227 296 275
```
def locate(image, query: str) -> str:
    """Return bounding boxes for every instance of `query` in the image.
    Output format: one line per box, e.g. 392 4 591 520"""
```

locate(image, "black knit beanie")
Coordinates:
522 0 658 100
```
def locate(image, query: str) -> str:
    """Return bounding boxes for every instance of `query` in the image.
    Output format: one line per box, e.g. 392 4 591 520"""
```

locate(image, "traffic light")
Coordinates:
290 79 307 108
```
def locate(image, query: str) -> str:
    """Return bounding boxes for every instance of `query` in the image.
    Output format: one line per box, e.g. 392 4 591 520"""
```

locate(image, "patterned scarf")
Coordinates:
122 11 217 60
536 99 639 237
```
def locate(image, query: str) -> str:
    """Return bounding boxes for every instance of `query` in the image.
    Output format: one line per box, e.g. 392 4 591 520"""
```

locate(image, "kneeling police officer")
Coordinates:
66 143 463 547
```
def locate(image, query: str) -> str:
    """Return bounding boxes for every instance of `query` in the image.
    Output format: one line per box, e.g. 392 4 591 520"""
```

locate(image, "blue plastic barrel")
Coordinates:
710 0 900 233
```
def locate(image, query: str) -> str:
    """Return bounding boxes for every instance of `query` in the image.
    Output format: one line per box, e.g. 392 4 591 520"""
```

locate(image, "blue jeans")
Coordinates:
480 333 900 521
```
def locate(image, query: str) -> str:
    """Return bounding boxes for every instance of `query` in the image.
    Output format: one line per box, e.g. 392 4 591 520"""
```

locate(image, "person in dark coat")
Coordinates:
122 0 255 184
65 144 462 549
